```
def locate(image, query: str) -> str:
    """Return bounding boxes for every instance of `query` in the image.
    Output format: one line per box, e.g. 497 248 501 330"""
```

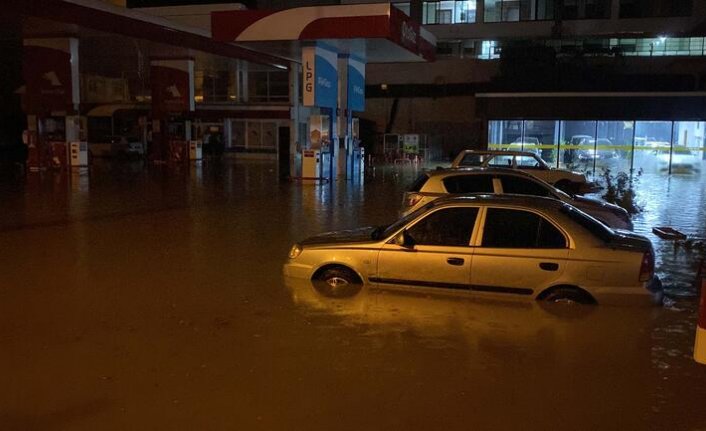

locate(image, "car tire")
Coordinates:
314 267 362 298
539 286 596 318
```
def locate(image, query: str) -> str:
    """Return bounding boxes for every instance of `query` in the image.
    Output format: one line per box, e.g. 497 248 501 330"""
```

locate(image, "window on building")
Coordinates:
424 1 477 24
488 119 706 177
248 70 289 103
620 0 692 18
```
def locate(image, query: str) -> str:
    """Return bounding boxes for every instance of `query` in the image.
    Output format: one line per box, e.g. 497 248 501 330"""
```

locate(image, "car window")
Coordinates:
459 154 487 167
559 205 613 243
408 174 430 192
500 176 553 197
482 208 567 248
487 155 513 167
442 175 494 194
407 207 479 247
516 155 541 168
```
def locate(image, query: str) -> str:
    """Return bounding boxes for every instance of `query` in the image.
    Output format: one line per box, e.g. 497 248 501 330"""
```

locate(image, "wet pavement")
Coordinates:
0 159 705 430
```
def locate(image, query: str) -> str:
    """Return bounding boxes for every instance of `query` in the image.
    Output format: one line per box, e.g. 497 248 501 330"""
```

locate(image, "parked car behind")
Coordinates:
657 149 702 174
284 195 662 306
402 168 632 230
450 150 593 194
504 137 541 155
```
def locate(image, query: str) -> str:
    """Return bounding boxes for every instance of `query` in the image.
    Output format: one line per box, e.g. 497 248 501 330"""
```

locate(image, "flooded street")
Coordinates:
0 160 705 430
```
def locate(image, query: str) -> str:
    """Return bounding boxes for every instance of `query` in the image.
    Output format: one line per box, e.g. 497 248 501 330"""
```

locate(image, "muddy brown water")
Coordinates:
0 160 704 430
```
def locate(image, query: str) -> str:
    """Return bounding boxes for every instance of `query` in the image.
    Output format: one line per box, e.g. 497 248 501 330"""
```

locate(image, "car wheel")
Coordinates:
314 267 362 298
538 287 597 318
542 287 595 305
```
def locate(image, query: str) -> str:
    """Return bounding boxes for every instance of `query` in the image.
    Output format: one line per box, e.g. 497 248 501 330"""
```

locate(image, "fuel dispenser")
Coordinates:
70 142 89 167
189 140 203 160
302 149 321 179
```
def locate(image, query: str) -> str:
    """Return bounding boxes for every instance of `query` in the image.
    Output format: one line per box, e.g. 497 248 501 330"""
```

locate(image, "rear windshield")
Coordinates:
408 174 430 192
560 205 613 243
443 175 494 194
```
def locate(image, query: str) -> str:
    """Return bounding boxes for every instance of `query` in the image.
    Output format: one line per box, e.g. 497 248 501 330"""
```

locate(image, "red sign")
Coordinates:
389 7 420 55
23 46 73 113
151 65 192 115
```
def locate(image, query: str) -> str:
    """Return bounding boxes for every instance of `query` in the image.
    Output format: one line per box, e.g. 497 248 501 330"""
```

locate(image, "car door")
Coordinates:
375 206 480 291
470 207 569 297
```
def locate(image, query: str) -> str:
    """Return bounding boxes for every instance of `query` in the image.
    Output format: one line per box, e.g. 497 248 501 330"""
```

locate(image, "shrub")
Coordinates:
601 168 643 215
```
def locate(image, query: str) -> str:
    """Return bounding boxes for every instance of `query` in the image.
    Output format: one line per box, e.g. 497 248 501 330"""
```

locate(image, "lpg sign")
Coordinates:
302 44 338 109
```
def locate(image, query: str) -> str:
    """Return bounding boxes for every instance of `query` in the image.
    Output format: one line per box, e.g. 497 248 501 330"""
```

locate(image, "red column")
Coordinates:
150 58 195 163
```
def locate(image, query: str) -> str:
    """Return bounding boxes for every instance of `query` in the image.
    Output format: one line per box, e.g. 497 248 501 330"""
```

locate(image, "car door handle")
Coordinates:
539 262 559 271
447 257 465 266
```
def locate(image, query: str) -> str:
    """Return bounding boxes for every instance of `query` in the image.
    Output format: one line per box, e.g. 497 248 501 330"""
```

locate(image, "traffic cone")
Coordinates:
696 277 706 365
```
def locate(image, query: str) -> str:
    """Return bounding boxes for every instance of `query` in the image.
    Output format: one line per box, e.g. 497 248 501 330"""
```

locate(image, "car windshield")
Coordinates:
376 202 435 240
560 205 613 243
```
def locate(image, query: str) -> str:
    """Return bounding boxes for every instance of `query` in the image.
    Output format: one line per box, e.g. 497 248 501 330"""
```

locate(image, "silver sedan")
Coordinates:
284 195 662 307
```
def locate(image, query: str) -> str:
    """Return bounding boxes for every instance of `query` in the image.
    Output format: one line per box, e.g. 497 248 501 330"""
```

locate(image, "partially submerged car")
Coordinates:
450 150 593 194
402 168 632 230
657 150 702 174
284 195 662 307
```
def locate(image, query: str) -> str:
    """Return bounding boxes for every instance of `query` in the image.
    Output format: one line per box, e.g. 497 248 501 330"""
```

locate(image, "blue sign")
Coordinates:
347 57 365 112
314 46 338 109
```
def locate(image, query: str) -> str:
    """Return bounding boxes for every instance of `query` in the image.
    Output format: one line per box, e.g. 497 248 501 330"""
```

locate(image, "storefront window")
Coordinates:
559 121 597 173
633 121 672 174
488 119 705 176
524 120 560 166
671 122 705 174
596 121 634 174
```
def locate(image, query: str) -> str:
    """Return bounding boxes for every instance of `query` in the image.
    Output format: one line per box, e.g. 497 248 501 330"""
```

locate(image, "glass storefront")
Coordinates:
488 120 705 176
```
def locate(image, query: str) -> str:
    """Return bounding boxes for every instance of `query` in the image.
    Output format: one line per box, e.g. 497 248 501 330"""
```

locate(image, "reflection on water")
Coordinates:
0 159 704 429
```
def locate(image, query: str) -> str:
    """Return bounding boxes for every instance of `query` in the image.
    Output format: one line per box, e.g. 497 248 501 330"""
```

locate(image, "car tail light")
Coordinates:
639 251 654 282
405 193 423 207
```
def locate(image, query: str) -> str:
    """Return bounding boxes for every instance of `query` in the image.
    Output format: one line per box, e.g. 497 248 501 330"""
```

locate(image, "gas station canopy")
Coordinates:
211 4 436 64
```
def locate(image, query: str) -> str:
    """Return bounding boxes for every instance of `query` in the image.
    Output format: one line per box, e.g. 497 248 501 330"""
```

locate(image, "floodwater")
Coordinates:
0 159 704 430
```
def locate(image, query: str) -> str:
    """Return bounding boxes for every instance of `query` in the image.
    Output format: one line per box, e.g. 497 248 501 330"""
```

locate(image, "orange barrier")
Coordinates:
696 277 706 365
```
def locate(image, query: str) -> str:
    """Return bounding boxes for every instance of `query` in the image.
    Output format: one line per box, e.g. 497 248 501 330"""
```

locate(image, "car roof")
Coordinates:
427 166 542 180
456 149 538 157
429 193 567 211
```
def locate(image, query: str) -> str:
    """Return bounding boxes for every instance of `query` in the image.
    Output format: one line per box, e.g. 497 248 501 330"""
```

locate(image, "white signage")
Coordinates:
302 46 315 107
401 21 417 46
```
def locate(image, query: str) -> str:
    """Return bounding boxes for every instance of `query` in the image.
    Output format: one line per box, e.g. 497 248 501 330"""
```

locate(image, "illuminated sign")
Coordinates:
347 56 365 112
301 44 338 109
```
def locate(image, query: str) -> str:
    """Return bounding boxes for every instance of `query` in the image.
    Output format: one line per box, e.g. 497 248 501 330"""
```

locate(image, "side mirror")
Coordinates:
394 230 415 248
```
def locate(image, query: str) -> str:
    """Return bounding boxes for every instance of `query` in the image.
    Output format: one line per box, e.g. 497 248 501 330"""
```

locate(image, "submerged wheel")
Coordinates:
314 267 362 298
538 286 596 318
542 287 595 305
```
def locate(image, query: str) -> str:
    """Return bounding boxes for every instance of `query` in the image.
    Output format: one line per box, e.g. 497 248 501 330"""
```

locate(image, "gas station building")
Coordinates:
11 0 435 179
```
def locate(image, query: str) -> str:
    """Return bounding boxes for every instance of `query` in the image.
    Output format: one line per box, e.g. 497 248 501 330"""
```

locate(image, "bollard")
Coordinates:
696 277 706 365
